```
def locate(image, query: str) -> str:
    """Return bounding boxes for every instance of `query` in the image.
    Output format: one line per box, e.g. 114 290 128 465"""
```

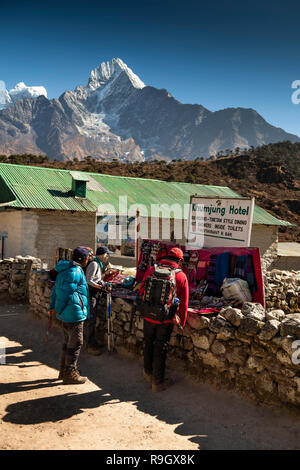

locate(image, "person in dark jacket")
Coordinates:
49 246 90 384
138 247 189 392
85 246 113 355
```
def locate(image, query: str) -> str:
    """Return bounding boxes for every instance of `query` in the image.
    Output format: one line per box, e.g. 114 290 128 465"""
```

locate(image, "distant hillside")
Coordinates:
0 140 299 242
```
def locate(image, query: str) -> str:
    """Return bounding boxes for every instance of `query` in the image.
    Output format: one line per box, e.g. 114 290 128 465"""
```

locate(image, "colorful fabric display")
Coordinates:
215 251 230 287
196 260 209 281
206 254 218 295
233 254 257 293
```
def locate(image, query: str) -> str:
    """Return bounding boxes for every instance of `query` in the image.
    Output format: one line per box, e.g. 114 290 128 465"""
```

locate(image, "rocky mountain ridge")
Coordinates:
0 58 299 161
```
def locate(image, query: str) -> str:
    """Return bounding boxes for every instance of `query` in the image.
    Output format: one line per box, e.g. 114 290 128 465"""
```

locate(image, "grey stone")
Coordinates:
211 340 226 355
122 301 134 313
266 309 285 322
239 316 264 336
208 315 227 334
276 349 293 366
279 335 298 356
222 307 244 327
187 312 210 330
280 314 300 338
191 332 210 350
246 356 264 372
200 351 227 371
181 337 193 351
241 302 265 321
216 323 236 341
226 348 248 366
258 319 280 341
255 371 276 394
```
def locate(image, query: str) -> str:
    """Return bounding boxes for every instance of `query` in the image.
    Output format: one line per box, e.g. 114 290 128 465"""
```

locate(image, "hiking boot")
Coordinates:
143 370 152 383
152 378 174 393
63 367 87 385
87 344 102 356
58 365 66 380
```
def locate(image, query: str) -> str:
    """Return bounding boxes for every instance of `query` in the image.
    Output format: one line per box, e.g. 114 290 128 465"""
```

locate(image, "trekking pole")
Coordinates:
45 310 54 342
107 292 111 352
109 292 114 351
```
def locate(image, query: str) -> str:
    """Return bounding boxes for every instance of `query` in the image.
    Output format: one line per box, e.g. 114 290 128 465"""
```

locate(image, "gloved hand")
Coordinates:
173 314 182 329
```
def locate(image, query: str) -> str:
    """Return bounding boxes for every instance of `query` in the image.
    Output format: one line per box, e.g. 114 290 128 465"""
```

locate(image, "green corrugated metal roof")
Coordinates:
0 163 292 226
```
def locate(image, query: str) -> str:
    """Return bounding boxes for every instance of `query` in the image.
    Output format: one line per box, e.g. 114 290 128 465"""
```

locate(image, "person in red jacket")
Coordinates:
139 247 189 392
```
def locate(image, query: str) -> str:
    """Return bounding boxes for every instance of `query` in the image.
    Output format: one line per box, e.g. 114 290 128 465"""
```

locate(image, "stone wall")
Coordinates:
0 256 42 299
269 256 300 272
264 270 300 313
2 258 300 409
26 268 300 409
28 269 53 318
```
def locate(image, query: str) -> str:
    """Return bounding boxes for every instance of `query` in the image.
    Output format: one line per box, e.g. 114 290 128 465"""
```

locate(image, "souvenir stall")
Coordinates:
105 238 265 316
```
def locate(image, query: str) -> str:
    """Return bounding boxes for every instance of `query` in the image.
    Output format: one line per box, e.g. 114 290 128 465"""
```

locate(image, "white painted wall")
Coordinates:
0 210 22 258
32 210 96 268
0 209 96 268
250 225 278 270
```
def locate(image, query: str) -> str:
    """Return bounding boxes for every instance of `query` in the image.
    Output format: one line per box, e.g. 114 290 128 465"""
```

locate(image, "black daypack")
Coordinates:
137 264 181 322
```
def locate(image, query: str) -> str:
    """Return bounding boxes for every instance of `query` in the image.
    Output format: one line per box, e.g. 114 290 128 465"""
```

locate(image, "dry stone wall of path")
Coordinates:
0 256 42 299
1 258 300 409
264 270 300 313
26 268 300 410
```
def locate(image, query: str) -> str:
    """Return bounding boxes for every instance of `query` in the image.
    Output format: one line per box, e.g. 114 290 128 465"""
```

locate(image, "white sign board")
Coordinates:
187 196 255 248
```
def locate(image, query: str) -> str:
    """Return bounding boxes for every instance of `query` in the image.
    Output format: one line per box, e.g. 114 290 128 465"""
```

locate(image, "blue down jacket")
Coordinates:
49 260 89 323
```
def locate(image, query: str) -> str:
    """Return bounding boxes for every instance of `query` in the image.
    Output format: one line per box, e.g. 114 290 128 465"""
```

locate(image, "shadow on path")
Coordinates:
1 304 300 450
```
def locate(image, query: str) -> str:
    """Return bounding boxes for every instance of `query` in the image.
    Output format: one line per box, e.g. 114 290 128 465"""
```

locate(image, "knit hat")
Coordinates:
83 246 94 256
72 246 91 262
168 247 184 261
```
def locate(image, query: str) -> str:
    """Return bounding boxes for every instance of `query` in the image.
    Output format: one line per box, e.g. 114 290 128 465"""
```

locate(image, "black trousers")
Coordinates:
143 320 174 385
87 294 98 346
85 287 104 347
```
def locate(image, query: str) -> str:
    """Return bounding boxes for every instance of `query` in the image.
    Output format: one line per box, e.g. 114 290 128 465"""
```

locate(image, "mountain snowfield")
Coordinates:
0 81 47 109
0 58 299 161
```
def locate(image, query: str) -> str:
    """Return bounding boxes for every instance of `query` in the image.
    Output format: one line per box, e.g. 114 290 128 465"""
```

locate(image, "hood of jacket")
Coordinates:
55 260 78 273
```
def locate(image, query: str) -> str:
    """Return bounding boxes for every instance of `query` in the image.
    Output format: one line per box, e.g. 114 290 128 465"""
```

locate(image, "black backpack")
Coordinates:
136 264 181 322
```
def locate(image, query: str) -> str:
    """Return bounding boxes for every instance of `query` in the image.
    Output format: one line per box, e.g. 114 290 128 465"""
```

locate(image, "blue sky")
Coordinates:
1 0 300 136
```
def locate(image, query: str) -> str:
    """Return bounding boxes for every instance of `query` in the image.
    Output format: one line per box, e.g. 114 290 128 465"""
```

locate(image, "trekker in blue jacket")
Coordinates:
49 246 90 384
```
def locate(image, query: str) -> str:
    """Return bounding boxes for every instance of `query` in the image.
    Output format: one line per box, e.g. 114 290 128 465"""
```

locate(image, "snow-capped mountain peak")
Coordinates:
9 82 48 102
87 58 146 91
0 81 11 110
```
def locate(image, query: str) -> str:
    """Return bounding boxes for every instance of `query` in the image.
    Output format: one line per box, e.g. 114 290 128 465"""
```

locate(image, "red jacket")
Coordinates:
138 259 189 327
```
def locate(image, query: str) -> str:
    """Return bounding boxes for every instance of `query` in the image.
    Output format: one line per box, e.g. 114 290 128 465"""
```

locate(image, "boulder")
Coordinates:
239 316 264 336
258 319 280 341
280 314 300 338
211 340 226 355
222 307 244 327
191 332 211 350
208 315 227 334
241 302 265 321
187 312 210 330
266 309 285 322
226 348 248 366
216 323 236 341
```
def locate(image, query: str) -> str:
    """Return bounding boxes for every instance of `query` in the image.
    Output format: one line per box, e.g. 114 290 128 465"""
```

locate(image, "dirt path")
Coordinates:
1 301 300 450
